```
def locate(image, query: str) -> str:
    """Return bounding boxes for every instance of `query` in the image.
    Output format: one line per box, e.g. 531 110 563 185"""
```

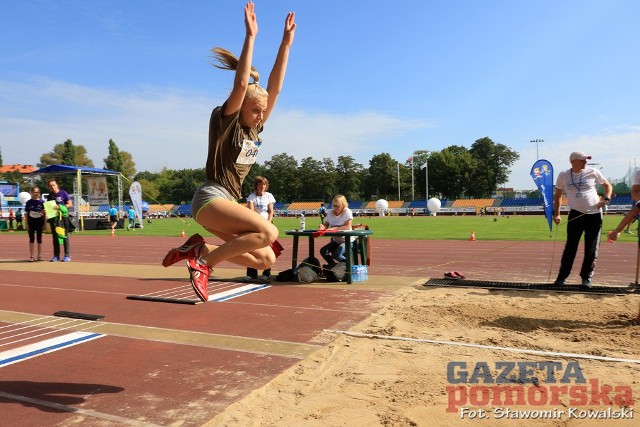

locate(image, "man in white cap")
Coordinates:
552 151 612 287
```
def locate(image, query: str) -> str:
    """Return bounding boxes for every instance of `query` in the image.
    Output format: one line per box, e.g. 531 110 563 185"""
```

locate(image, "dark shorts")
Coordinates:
110 215 117 222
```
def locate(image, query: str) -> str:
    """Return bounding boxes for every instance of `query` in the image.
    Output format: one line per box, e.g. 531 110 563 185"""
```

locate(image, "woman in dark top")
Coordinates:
25 186 45 261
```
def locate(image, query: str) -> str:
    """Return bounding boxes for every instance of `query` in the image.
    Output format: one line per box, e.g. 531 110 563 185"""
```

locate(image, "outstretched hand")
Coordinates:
607 230 620 242
244 1 258 37
282 11 296 47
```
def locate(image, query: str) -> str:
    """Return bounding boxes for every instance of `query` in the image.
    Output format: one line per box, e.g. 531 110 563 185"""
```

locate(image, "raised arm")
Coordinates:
262 11 296 124
223 2 258 117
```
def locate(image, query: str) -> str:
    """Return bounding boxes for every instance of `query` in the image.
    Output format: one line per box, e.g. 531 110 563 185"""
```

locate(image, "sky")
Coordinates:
1 0 639 192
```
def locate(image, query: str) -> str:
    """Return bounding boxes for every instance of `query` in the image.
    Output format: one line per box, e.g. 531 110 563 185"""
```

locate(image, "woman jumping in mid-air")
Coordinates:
162 2 296 301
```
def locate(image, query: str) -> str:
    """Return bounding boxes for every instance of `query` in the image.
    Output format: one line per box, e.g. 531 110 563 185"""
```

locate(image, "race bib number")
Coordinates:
29 211 43 218
236 139 262 165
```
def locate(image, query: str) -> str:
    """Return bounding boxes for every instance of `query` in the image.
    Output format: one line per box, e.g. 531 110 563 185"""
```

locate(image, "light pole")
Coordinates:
420 160 428 203
397 161 401 200
530 139 544 160
411 158 415 201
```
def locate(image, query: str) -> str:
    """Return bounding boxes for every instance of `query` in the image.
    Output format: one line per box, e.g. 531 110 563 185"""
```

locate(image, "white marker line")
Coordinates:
325 330 640 364
0 315 54 330
209 284 270 302
0 331 103 367
0 318 85 343
0 321 101 348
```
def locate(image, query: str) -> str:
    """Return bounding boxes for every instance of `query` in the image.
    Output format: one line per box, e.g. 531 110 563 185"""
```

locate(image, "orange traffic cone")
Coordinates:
469 230 476 241
180 229 185 238
110 228 115 237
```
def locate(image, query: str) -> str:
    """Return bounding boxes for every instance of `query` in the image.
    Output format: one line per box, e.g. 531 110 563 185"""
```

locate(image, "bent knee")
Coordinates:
255 251 276 270
258 223 279 246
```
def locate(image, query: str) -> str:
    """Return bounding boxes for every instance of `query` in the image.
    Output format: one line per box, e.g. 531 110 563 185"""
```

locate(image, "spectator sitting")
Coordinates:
318 195 353 268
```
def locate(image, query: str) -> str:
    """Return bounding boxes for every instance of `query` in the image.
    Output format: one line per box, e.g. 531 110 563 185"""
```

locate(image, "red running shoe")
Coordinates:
186 259 211 302
162 233 205 267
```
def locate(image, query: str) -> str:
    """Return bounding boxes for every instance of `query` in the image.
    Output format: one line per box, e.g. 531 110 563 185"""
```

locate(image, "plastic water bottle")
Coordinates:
351 265 359 283
299 213 305 231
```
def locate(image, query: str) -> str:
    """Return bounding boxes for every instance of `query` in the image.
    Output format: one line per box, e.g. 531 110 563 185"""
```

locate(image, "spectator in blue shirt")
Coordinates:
128 207 136 230
109 205 118 231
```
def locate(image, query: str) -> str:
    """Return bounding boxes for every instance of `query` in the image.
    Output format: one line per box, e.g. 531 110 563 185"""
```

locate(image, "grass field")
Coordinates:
14 213 637 242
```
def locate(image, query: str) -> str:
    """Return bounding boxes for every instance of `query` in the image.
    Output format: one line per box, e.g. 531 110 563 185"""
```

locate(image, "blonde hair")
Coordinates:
211 47 268 101
333 195 348 209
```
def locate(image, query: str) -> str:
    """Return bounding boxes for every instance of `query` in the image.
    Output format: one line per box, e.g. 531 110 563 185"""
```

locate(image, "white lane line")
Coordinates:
209 284 270 302
0 331 104 367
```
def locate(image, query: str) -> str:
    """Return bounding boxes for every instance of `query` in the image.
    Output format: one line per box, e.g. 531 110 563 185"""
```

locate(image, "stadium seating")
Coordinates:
286 201 324 211
364 200 405 209
451 199 494 209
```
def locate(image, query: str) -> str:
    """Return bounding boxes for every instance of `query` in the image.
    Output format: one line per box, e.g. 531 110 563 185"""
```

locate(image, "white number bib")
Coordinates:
236 139 262 165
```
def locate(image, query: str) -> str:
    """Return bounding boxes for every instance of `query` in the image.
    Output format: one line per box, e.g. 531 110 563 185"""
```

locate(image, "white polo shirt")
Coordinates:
556 167 606 214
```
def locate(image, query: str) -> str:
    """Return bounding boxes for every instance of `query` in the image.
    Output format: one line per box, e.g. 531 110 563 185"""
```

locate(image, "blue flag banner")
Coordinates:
530 159 554 232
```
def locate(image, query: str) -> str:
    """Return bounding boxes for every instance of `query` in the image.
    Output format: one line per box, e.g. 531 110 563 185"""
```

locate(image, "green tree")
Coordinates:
39 140 94 168
468 137 519 197
120 151 137 181
62 139 77 166
134 178 160 204
39 139 94 191
102 140 136 204
321 158 338 201
263 154 300 202
133 171 162 204
613 182 630 195
336 156 363 201
428 146 477 199
0 146 3 167
157 168 206 204
363 153 400 200
103 139 126 206
298 157 328 201
104 139 123 172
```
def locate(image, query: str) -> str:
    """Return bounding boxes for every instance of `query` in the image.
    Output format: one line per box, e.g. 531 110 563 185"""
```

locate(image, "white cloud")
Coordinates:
506 129 640 190
0 77 433 172
261 110 431 165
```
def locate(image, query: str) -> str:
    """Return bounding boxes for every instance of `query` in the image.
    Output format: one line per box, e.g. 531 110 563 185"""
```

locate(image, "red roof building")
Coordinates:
0 164 37 174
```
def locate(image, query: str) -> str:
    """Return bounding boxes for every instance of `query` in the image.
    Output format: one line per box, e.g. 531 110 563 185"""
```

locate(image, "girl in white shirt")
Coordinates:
246 176 276 281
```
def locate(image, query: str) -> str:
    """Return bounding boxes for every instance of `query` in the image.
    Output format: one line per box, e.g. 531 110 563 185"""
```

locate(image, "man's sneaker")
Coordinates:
50 256 59 262
62 256 71 262
162 234 205 267
186 259 210 302
581 278 593 288
553 280 566 286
